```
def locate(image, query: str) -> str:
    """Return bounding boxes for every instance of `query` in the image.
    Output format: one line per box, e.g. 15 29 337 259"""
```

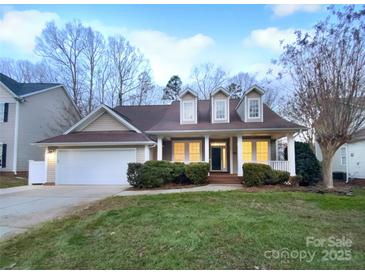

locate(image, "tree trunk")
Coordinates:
321 149 335 189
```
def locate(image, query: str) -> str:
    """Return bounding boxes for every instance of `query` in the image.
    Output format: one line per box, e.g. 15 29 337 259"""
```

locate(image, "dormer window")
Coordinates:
215 99 227 120
183 100 194 122
248 98 260 118
179 88 198 124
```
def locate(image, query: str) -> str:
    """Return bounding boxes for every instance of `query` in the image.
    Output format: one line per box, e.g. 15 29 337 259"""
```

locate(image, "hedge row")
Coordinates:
243 163 291 187
127 160 210 188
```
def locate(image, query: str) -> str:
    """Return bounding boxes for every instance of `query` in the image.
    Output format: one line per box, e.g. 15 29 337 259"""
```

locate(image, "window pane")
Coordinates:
242 141 252 162
183 101 194 121
340 147 347 165
189 142 201 162
215 100 226 120
174 142 185 162
256 141 268 162
249 99 259 118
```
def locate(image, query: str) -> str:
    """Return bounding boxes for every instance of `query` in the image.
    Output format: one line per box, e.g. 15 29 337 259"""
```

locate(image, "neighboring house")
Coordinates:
315 128 365 180
36 86 304 185
0 73 81 174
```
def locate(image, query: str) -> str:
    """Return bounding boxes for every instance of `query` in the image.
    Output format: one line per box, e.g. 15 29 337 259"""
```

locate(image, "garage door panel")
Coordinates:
56 149 136 185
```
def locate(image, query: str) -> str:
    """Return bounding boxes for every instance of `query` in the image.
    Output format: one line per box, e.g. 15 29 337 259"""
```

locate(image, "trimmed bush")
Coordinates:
285 142 321 186
185 162 210 185
243 163 290 186
127 163 144 188
243 163 272 187
271 170 290 185
289 175 303 186
171 162 187 183
143 160 174 185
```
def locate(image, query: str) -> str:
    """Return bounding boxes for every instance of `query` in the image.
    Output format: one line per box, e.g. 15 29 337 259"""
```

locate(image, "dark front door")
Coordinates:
211 147 221 171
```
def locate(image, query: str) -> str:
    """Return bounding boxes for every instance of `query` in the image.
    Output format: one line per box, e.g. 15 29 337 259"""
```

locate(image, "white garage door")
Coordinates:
56 148 136 185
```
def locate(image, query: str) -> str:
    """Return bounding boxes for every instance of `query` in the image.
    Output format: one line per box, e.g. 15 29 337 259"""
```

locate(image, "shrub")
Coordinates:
243 163 272 187
271 170 290 185
171 162 187 183
127 163 144 188
185 162 210 185
289 175 303 186
285 142 321 186
142 161 173 188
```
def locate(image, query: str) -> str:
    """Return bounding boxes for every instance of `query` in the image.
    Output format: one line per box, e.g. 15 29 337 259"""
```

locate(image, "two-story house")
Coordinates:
0 73 81 175
36 85 304 185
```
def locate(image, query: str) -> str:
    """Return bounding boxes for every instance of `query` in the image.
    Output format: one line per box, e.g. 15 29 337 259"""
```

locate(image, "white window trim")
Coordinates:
248 98 260 119
182 100 195 123
214 99 228 121
340 146 347 166
172 140 202 163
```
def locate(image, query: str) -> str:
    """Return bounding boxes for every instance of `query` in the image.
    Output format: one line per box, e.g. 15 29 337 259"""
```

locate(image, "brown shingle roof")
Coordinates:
350 128 365 143
37 131 153 144
113 99 304 132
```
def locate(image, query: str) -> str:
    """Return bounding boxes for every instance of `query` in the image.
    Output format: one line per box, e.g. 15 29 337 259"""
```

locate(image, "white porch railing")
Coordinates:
245 161 289 172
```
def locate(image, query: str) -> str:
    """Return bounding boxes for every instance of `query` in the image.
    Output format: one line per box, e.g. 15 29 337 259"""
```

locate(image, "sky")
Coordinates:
0 4 332 85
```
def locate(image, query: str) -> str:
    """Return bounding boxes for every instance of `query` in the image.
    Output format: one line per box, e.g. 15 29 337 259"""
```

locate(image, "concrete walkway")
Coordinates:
0 185 128 239
116 184 242 196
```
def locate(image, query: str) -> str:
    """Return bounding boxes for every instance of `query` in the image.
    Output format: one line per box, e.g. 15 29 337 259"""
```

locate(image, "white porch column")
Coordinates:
204 135 209 163
287 133 296 176
229 137 233 174
237 135 243 176
144 145 150 162
157 137 163 161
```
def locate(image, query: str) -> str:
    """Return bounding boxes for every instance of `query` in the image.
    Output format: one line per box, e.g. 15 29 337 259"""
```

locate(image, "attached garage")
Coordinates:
55 148 136 185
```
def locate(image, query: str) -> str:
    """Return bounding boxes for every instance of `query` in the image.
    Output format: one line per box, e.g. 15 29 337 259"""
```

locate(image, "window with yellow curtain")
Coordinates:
189 142 201 162
173 142 185 162
242 141 252 162
256 141 269 162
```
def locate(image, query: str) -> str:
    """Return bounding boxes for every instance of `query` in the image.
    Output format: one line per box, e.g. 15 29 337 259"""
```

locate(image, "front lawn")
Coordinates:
1 189 365 269
0 175 27 189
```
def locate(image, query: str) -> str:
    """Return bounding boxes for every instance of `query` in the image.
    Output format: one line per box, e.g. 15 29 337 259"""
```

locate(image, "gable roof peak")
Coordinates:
179 88 198 99
243 84 266 96
211 86 230 97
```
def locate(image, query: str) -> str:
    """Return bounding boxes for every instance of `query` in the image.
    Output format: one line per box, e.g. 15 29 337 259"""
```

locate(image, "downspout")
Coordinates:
12 100 20 175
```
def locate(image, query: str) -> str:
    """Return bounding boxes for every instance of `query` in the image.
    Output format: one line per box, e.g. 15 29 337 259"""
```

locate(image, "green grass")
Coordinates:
0 175 27 188
1 189 365 269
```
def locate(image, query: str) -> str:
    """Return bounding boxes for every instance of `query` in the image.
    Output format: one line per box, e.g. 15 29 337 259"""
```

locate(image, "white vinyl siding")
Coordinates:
82 113 128 131
0 103 4 122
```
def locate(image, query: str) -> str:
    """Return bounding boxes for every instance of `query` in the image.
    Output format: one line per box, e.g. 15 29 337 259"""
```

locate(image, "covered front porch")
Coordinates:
154 130 296 176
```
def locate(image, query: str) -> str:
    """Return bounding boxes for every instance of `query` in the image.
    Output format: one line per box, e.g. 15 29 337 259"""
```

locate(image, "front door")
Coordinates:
211 147 221 171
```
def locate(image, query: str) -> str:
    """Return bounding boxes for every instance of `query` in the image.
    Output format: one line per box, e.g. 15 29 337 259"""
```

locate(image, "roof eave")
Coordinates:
33 141 156 147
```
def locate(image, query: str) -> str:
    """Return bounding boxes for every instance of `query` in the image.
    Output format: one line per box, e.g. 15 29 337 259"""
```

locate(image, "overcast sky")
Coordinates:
0 4 333 85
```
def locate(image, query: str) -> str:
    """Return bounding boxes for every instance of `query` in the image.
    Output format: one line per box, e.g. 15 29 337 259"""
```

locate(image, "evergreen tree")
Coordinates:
162 75 182 101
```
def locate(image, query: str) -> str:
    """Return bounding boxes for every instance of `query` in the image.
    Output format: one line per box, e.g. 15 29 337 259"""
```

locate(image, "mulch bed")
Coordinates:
126 183 207 191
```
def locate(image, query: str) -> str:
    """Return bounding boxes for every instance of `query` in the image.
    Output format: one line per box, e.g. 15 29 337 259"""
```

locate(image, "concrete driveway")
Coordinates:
0 185 128 239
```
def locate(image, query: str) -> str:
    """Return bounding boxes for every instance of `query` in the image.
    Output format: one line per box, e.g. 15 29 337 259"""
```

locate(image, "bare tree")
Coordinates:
35 20 87 109
108 36 148 106
0 58 59 83
229 72 256 97
278 5 365 189
190 63 228 99
128 71 154 105
83 27 105 114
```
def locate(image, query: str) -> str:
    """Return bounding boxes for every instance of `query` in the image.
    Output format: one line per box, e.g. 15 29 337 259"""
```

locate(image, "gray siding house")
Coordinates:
36 86 304 185
0 73 81 174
